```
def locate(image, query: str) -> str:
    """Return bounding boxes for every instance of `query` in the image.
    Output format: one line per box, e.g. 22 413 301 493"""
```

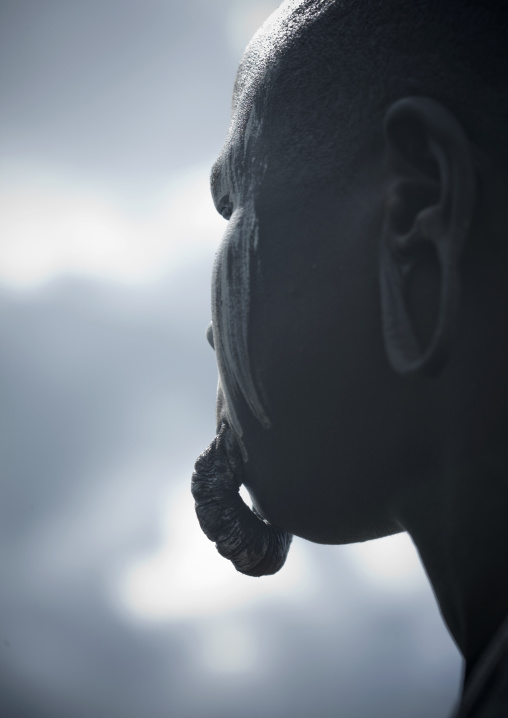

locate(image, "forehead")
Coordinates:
211 0 328 201
232 0 329 117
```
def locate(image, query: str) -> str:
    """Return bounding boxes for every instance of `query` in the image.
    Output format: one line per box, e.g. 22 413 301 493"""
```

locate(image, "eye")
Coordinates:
218 195 233 221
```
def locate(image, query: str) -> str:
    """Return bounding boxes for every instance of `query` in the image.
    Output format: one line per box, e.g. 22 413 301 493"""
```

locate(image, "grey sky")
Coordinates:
0 1 462 716
0 0 234 186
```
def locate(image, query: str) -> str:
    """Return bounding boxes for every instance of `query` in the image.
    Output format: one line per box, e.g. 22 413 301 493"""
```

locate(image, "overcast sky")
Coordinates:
0 2 462 717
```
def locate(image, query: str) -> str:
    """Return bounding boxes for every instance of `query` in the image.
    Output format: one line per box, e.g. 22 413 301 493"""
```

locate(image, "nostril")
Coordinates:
206 321 215 350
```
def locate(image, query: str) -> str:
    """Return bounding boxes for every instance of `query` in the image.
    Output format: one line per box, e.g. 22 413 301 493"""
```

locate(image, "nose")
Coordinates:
206 321 215 350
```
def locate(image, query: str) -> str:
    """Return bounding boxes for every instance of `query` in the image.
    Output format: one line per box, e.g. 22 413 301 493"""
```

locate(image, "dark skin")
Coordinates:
200 9 508 680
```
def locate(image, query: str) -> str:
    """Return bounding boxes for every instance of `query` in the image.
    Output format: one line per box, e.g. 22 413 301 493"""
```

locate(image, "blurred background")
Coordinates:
0 1 462 716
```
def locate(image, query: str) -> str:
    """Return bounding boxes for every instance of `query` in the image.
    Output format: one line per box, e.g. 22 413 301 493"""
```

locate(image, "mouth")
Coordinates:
191 422 292 577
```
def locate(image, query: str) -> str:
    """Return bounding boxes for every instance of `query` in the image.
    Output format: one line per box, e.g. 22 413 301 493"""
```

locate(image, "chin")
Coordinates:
245 469 402 546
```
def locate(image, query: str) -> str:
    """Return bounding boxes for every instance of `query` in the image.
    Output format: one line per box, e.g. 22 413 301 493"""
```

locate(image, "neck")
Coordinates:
398 439 508 678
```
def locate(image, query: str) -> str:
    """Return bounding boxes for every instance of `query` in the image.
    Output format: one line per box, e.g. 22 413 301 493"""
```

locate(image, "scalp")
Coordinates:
233 0 508 176
232 0 327 118
214 0 508 433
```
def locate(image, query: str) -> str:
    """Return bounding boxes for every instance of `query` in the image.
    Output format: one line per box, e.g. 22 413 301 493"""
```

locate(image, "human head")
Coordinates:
193 0 508 574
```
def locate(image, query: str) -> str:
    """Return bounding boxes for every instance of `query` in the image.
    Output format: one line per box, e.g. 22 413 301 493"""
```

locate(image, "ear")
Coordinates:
380 97 477 376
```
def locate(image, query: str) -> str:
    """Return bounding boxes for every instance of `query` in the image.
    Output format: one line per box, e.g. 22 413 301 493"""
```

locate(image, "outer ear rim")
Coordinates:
380 97 477 377
380 239 461 376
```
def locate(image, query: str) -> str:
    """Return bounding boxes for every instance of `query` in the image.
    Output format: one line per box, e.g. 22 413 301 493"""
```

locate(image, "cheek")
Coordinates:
238 190 404 539
211 208 271 440
248 177 388 405
248 218 375 416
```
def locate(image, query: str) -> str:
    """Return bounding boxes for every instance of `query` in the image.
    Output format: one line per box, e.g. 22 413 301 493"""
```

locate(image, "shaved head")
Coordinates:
235 0 508 175
210 0 508 449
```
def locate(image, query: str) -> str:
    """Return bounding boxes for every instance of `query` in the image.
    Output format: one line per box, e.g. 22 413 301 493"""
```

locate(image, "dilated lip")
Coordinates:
192 422 243 512
191 421 293 577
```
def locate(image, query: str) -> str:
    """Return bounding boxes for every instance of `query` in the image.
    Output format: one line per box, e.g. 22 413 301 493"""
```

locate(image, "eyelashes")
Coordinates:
217 194 233 220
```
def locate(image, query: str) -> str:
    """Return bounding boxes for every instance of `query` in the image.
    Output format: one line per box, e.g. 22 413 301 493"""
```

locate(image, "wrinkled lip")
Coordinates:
192 422 243 499
191 421 293 577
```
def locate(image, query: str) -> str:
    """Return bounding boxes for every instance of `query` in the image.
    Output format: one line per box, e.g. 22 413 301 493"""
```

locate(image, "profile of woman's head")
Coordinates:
194 0 508 619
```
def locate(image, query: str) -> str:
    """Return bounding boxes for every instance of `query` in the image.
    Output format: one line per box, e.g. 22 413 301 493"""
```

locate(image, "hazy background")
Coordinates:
0 2 462 716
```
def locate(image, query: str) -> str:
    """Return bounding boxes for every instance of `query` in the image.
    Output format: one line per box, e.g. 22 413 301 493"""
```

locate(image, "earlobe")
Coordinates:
380 97 477 376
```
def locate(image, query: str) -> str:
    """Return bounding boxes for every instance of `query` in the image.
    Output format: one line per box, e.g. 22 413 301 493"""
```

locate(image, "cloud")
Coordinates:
116 484 318 621
0 163 462 717
342 532 428 593
0 269 462 718
0 163 224 289
0 2 464 715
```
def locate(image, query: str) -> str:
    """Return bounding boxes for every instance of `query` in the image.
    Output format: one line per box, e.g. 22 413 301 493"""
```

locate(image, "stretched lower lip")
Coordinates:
192 422 243 508
191 422 293 577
